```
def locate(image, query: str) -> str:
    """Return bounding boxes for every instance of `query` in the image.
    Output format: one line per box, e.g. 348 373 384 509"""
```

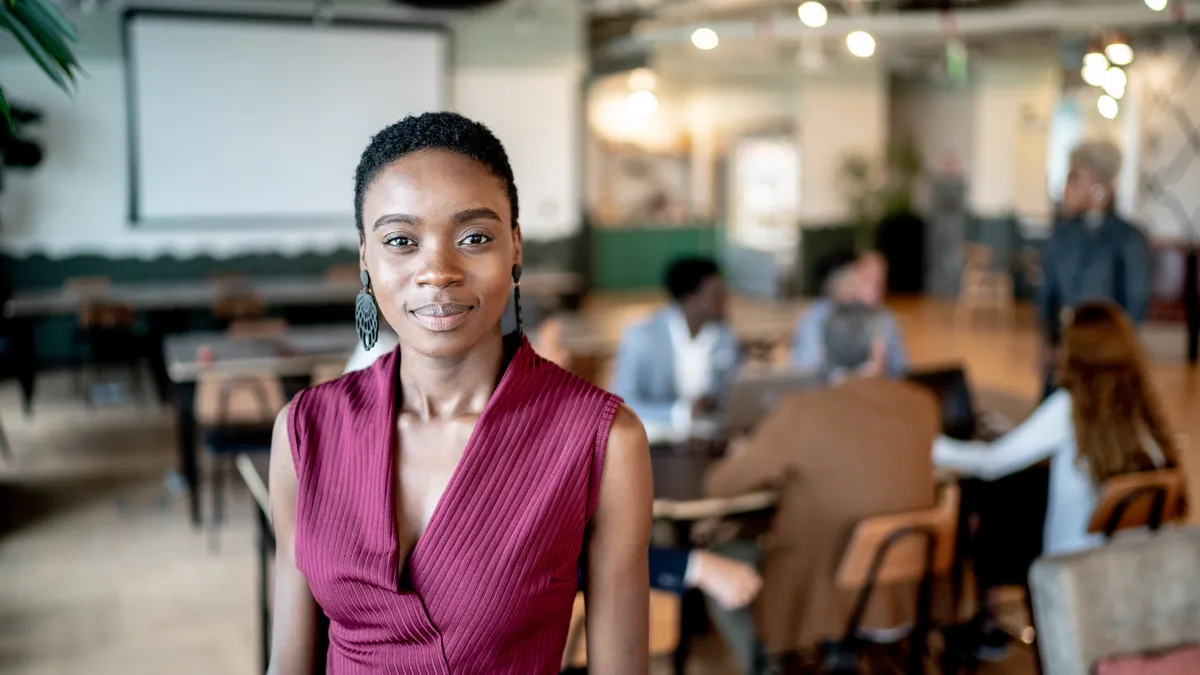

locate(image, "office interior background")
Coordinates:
0 0 1198 673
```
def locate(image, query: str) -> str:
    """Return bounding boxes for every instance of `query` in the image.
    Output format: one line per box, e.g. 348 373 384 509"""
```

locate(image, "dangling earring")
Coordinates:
512 263 523 337
356 269 379 350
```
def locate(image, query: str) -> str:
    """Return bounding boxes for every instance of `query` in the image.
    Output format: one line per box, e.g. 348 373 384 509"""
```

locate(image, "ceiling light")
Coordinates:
798 2 828 28
1103 66 1127 98
627 68 657 92
691 27 719 51
1146 0 1169 11
1084 51 1109 72
626 90 659 117
1098 94 1119 119
1105 42 1133 66
1082 64 1107 87
847 31 876 58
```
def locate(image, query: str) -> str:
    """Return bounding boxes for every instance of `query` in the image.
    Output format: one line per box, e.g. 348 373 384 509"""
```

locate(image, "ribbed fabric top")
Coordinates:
288 335 622 674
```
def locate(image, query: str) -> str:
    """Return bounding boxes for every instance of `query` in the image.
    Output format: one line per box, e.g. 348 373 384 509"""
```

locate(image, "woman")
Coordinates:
267 112 653 674
935 301 1181 556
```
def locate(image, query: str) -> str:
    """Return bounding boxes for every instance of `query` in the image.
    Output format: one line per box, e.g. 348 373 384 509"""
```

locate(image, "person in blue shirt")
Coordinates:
791 249 909 379
1038 139 1151 398
610 258 742 444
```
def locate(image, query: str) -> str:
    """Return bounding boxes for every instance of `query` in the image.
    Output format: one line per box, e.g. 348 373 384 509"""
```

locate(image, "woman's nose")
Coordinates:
413 242 465 288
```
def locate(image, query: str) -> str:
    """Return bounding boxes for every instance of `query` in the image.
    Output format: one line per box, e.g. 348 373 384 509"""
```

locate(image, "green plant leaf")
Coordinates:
22 0 78 43
10 3 80 81
0 8 72 92
0 86 12 132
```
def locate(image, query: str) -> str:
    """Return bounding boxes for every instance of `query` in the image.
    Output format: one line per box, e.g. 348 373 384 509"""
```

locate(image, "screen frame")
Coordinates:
121 8 451 228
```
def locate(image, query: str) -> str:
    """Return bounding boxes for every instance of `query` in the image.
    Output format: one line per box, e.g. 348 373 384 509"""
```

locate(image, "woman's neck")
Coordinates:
397 330 506 421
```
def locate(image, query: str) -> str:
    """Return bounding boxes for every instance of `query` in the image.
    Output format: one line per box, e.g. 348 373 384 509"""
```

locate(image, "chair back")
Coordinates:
560 590 680 669
836 482 960 591
195 370 286 427
311 362 345 386
1087 469 1187 538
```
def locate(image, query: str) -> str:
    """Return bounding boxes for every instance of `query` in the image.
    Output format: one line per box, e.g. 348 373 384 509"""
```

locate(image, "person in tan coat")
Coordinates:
705 375 940 654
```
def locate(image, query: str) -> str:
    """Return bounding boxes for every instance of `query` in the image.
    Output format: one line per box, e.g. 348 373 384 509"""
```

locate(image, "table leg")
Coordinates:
11 317 36 415
671 520 692 675
176 382 200 527
258 505 275 674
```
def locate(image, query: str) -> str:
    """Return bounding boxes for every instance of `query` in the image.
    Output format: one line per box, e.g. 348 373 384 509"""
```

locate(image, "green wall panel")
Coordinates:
591 225 719 291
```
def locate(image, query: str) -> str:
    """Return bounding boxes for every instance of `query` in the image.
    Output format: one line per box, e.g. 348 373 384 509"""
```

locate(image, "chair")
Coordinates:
211 273 267 325
1087 469 1187 540
955 244 1015 330
824 483 960 673
559 589 681 671
1029 526 1200 675
195 369 285 551
63 276 145 402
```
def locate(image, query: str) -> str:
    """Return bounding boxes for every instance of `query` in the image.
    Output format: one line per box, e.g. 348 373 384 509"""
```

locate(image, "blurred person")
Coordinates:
1039 139 1151 398
935 301 1182 657
792 250 909 379
610 257 741 444
705 334 941 655
267 112 652 675
935 301 1182 555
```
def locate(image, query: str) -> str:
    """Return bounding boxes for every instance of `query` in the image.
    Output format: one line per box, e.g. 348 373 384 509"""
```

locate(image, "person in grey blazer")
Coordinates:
610 258 741 444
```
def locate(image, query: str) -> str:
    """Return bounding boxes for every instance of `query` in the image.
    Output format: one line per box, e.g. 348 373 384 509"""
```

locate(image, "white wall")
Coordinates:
890 84 974 213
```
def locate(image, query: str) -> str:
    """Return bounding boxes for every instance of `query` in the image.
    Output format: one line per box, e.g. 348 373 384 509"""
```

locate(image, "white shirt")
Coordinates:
641 309 721 444
932 389 1166 556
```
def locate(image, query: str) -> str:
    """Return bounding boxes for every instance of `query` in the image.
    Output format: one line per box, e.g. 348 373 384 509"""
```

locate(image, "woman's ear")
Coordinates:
512 223 524 267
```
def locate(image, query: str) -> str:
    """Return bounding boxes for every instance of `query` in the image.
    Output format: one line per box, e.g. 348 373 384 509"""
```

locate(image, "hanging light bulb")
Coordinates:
691 28 719 50
626 90 659 118
1082 64 1106 87
627 68 657 92
1083 51 1109 71
1098 94 1119 119
798 2 828 28
1145 0 1169 11
1105 41 1133 66
1102 66 1127 99
847 31 876 58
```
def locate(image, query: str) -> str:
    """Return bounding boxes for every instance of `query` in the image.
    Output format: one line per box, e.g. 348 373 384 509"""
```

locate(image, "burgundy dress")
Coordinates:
287 336 621 674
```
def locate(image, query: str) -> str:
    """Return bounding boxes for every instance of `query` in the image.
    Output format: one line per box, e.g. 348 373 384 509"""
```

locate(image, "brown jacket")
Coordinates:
706 377 941 652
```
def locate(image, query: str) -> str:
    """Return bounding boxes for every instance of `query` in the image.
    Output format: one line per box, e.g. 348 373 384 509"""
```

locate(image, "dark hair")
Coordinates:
353 111 519 234
664 257 720 302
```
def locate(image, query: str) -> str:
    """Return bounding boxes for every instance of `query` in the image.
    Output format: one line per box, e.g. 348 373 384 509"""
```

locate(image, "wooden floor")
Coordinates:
0 297 1195 675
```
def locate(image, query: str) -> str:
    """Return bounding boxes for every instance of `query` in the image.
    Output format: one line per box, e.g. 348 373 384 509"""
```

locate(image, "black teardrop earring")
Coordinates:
356 269 379 350
512 263 523 337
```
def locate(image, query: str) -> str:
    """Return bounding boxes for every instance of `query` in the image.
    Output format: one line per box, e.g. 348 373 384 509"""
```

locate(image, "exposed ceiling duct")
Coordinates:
598 1 1200 58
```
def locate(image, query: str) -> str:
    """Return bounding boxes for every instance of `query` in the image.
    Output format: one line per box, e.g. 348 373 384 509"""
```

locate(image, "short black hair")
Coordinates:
665 257 720 302
353 111 519 233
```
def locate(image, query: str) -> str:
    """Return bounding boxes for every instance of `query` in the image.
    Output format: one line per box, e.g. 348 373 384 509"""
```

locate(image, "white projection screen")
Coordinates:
126 13 447 226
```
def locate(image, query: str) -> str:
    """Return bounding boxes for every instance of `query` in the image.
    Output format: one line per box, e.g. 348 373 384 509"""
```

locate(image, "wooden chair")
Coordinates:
1088 469 1187 540
826 483 960 673
560 589 680 671
311 362 345 386
63 276 144 402
195 369 286 551
955 244 1015 330
211 273 267 324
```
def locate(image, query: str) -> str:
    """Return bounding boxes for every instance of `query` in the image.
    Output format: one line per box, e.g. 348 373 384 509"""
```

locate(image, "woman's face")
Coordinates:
1062 162 1104 216
359 148 521 359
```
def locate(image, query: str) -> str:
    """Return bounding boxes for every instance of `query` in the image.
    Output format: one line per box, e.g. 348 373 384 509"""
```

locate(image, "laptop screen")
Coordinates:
905 367 977 440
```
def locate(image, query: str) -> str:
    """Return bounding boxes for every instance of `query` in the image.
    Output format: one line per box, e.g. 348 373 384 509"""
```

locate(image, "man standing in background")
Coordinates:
1039 139 1151 398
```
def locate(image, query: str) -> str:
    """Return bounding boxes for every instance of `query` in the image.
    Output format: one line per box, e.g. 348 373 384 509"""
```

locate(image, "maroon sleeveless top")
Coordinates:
288 336 621 674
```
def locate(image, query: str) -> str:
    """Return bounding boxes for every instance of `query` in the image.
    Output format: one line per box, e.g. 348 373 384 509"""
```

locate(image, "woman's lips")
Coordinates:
410 304 472 332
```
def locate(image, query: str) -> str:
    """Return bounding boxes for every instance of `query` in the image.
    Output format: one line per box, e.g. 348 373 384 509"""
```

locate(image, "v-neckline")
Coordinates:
382 335 527 594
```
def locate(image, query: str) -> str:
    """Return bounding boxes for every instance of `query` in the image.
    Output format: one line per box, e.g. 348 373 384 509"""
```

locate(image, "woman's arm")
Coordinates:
266 404 321 675
585 405 653 675
933 389 1073 481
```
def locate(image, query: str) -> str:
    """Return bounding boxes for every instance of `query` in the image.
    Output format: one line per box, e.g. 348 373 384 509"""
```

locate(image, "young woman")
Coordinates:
266 112 653 674
934 301 1182 556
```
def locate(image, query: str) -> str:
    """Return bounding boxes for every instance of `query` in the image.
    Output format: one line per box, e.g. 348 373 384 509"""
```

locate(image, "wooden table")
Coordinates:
165 324 370 526
236 447 776 675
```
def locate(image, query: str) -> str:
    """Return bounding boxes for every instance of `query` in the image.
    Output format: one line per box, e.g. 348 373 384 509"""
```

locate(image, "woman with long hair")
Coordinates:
266 112 653 674
935 300 1182 555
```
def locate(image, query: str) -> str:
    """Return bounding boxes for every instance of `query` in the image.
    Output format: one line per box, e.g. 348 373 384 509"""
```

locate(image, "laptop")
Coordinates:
905 366 979 440
720 368 823 435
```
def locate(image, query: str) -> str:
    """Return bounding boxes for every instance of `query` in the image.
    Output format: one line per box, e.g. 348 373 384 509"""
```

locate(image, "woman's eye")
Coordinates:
384 236 414 248
461 233 492 246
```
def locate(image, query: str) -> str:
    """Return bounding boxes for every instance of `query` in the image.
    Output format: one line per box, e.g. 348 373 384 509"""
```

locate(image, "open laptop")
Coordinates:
719 369 823 435
905 366 979 440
